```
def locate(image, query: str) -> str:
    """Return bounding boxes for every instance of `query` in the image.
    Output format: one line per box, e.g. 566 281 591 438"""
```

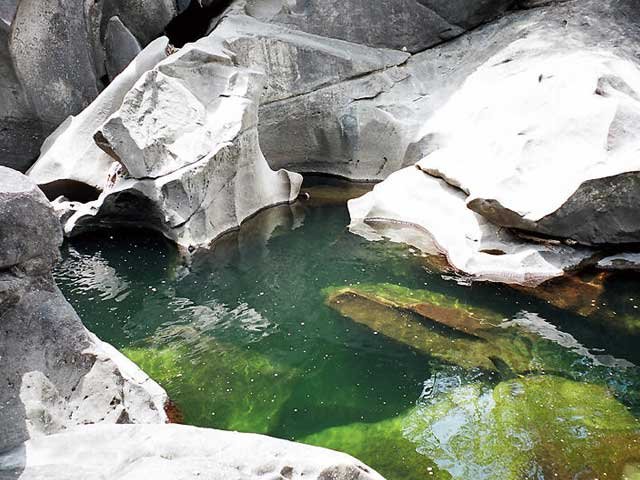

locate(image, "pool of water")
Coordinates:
55 179 640 480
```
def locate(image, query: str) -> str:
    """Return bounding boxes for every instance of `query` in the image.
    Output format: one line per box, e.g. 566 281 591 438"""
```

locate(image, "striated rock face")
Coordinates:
241 0 512 53
0 167 168 453
51 34 301 250
0 424 386 480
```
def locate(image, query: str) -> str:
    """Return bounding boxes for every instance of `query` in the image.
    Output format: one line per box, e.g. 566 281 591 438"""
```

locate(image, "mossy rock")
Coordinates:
405 375 640 480
301 409 450 480
124 326 298 434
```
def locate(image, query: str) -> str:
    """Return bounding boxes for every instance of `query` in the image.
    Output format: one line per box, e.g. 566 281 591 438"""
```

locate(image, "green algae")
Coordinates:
124 327 298 434
406 375 640 480
302 409 451 480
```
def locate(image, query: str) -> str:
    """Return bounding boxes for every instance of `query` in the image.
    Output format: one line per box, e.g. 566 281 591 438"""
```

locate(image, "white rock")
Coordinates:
349 166 594 286
27 37 169 192
597 253 640 271
0 424 385 480
59 34 302 249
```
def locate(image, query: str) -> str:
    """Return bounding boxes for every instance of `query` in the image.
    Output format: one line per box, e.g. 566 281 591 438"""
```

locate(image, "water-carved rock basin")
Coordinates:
54 180 640 480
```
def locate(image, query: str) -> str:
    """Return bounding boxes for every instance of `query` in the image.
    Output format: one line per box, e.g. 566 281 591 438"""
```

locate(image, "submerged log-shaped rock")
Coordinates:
53 34 301 250
0 167 168 453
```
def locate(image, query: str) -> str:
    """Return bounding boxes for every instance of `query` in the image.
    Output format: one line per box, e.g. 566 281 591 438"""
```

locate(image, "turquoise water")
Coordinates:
55 180 640 480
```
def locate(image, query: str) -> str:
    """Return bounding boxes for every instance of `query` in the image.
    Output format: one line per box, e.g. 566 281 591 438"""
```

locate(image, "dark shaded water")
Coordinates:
55 181 640 480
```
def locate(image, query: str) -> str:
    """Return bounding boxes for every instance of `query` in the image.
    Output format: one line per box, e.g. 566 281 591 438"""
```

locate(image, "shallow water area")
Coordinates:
55 179 640 480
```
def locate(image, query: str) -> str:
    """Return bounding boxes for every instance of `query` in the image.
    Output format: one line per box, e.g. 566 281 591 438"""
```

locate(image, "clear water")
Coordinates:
54 180 640 480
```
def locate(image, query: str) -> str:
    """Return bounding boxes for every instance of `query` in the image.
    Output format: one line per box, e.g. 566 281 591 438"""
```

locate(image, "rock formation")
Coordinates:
0 167 168 453
0 424 385 480
40 34 301 250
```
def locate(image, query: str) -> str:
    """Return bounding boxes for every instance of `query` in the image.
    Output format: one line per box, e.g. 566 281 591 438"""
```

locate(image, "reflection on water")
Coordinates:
55 180 640 480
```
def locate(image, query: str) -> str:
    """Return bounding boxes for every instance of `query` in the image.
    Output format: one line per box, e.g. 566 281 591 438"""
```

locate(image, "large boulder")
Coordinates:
27 37 169 194
54 34 301 250
410 0 640 245
240 0 512 53
0 424 385 480
348 166 594 286
9 0 99 127
0 167 168 453
206 11 412 180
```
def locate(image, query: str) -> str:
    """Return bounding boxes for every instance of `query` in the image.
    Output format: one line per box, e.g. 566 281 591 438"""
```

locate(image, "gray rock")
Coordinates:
0 424 385 480
240 0 512 53
0 0 16 26
56 34 302 250
9 0 99 127
0 168 168 453
597 253 640 271
105 16 142 81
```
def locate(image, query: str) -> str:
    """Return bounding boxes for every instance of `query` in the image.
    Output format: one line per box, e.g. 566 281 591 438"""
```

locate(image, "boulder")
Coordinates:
55 34 301 250
206 11 412 180
0 424 385 480
104 16 142 81
0 167 168 453
410 0 640 245
240 0 512 53
348 166 594 286
27 37 169 193
9 0 99 127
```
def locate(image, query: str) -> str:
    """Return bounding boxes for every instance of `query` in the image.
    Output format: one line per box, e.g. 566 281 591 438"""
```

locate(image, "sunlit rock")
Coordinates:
348 167 594 286
0 168 168 453
27 38 169 192
0 423 386 480
301 410 441 480
49 34 301 250
405 375 640 480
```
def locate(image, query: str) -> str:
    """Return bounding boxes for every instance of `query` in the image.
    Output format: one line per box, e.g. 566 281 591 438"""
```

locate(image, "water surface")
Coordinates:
55 180 640 480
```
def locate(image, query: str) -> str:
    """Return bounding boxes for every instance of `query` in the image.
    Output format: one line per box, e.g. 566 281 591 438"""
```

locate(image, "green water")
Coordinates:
55 181 640 480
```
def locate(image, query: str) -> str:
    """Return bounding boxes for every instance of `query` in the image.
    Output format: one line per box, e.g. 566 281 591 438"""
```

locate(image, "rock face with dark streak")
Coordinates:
0 167 168 454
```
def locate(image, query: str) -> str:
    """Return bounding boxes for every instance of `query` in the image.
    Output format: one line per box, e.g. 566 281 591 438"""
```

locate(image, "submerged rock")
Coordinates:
406 375 640 480
0 423 386 480
302 410 442 480
0 167 168 453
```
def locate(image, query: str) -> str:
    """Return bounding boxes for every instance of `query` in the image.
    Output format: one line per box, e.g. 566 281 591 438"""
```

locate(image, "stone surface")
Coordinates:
240 0 512 53
55 34 301 249
10 0 99 127
0 168 168 453
0 21 43 172
0 423 385 480
348 167 594 286
27 38 169 193
105 16 142 81
410 0 640 245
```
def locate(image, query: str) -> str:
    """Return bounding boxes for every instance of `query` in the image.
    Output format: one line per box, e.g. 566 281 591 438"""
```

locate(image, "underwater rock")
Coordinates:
348 167 594 286
27 37 169 193
240 0 512 53
41 34 302 250
0 423 386 480
0 168 168 453
406 375 640 480
301 409 441 480
123 326 298 434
